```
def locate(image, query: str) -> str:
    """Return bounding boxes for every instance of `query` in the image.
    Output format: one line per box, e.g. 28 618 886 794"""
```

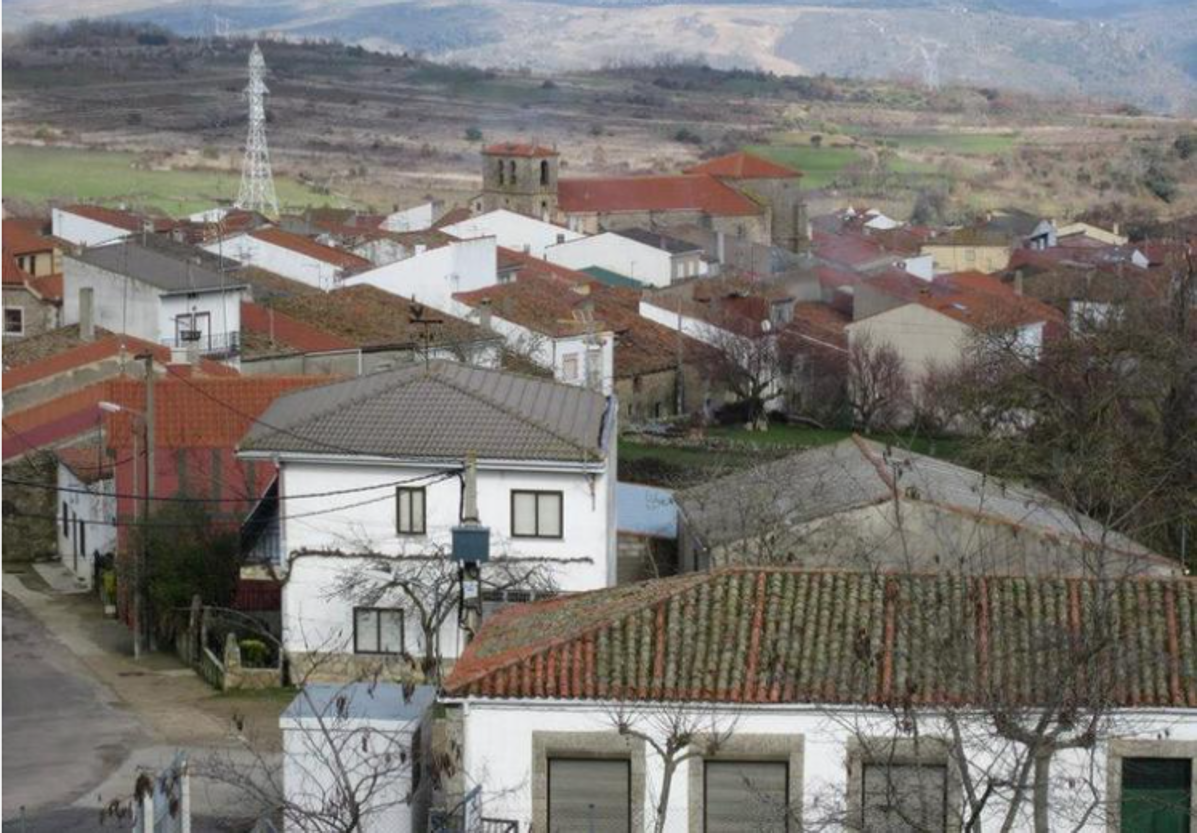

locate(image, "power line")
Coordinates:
3 468 456 504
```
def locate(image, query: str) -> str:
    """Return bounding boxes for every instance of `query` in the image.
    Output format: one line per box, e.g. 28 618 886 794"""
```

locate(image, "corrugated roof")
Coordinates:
445 568 1197 708
685 151 802 180
239 360 610 462
74 238 246 295
677 436 1164 569
559 175 761 217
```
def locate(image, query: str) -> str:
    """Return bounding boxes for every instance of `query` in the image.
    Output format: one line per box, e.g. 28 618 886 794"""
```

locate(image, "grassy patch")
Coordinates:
745 143 863 189
3 145 355 217
213 685 300 704
875 132 1019 155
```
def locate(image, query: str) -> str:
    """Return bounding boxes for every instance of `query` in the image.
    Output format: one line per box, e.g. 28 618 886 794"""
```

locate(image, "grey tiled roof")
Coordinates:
678 436 1160 560
615 227 702 255
75 237 245 295
240 360 610 462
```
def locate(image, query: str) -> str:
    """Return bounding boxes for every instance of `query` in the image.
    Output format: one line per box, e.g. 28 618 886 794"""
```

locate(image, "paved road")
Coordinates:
2 592 146 823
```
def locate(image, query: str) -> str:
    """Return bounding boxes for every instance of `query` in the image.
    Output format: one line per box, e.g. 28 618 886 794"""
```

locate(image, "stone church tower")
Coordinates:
478 142 559 220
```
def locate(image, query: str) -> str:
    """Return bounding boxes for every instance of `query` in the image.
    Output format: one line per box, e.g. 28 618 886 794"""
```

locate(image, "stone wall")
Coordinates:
617 532 678 584
2 286 59 343
288 650 424 685
2 456 57 562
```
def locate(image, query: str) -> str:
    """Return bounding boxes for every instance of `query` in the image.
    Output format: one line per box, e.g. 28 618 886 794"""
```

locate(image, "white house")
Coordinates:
281 683 435 833
237 361 618 679
441 568 1197 833
440 209 583 260
51 205 162 247
55 444 116 589
380 201 442 233
62 238 247 358
342 236 498 313
545 228 707 288
203 227 371 290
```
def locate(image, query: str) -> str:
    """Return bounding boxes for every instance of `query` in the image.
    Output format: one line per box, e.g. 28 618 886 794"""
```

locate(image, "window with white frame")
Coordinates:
511 490 562 538
353 607 404 654
562 353 580 381
5 307 25 336
396 487 426 536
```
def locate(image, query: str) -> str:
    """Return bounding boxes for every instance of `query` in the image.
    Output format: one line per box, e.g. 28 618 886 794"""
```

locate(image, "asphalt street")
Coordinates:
2 591 146 827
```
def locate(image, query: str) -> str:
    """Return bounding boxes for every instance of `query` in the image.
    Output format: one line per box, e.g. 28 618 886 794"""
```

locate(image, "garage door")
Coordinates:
704 760 789 833
547 758 631 833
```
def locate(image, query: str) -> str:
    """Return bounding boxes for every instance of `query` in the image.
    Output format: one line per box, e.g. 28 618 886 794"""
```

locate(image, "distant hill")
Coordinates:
4 0 1195 114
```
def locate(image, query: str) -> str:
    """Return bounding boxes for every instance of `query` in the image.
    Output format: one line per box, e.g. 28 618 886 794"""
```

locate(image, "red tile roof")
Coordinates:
2 332 237 393
558 175 762 217
57 441 113 484
812 229 897 269
482 142 558 158
3 219 55 256
27 273 63 302
104 374 330 450
248 228 372 270
3 383 111 461
2 253 32 286
61 205 173 233
685 151 802 180
240 301 356 357
445 568 1197 708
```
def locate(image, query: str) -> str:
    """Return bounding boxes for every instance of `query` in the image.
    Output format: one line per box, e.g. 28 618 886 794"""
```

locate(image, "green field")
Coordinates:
2 146 355 217
746 143 864 189
875 132 1020 155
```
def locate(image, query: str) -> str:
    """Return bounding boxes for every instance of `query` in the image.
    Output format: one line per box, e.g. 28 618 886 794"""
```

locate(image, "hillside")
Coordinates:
4 0 1196 114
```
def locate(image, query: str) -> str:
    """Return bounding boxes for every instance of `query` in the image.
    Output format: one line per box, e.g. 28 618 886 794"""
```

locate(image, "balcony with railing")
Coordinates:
160 330 241 357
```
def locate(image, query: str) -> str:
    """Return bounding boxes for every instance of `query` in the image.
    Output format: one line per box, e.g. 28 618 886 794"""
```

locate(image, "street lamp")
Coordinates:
99 400 150 660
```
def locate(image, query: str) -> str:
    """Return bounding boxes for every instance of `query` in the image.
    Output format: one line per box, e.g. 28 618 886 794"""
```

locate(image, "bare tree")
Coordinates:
847 331 911 431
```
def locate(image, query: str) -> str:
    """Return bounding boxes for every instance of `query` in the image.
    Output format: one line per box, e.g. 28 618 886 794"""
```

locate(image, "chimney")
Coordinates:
79 287 95 342
478 300 492 330
1013 269 1024 297
1112 222 1120 236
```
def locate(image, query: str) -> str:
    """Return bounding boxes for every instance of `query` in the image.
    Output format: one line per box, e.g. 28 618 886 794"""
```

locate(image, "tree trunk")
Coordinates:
654 760 677 833
1032 753 1051 833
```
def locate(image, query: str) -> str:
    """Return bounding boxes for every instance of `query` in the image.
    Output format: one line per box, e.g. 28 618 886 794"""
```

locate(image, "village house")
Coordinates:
4 218 61 277
239 285 503 377
380 200 444 233
440 567 1197 832
341 236 498 313
54 441 116 590
51 204 174 247
545 227 708 288
684 151 807 250
202 226 371 290
3 252 61 342
236 360 618 679
845 270 1064 395
440 208 584 259
62 237 249 359
676 435 1179 577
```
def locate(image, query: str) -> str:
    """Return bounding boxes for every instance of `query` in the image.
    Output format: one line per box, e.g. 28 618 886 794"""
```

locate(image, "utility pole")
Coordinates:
453 453 489 643
136 353 155 658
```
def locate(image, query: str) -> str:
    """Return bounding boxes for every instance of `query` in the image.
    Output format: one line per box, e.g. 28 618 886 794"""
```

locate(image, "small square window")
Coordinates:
353 607 404 654
5 308 25 336
396 487 426 536
511 490 563 538
562 354 580 381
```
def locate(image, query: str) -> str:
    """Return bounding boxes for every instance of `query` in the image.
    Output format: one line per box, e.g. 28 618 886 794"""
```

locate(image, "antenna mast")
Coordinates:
235 43 280 217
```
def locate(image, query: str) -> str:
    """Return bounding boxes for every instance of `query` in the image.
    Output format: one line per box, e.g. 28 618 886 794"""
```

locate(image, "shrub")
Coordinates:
1174 134 1197 160
672 127 703 145
101 569 117 601
239 638 270 668
464 126 483 142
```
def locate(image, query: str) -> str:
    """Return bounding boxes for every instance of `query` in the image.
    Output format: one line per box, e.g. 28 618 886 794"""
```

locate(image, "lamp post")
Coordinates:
99 399 150 660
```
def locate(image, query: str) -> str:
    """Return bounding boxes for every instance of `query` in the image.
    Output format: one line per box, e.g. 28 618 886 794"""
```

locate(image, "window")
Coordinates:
541 159 551 186
78 519 85 557
5 307 24 336
62 502 70 536
861 762 948 832
497 159 505 186
547 758 630 833
1121 757 1192 832
509 159 517 186
511 490 563 538
562 354 580 381
704 760 788 833
353 607 404 654
411 726 423 792
396 487 426 535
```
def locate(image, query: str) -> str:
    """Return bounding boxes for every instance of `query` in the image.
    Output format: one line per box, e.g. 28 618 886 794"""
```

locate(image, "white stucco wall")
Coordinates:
456 699 1197 832
545 233 673 287
441 210 583 259
344 238 498 312
157 289 245 350
56 464 116 589
202 235 344 290
63 257 160 342
381 202 438 233
51 208 131 247
282 708 426 833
